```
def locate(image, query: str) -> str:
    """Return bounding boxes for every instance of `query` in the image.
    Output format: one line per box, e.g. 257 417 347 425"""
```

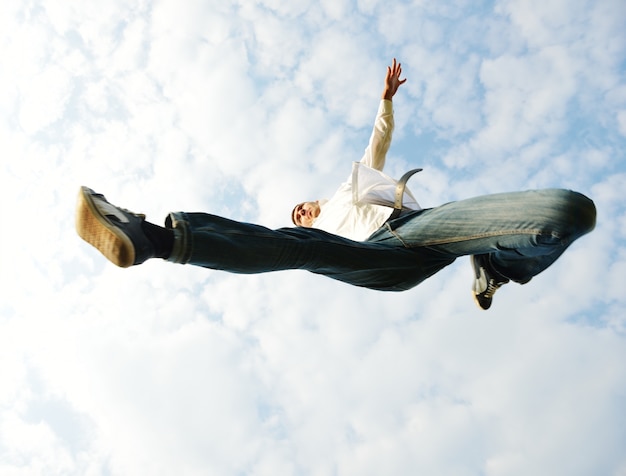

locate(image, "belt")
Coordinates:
388 168 422 220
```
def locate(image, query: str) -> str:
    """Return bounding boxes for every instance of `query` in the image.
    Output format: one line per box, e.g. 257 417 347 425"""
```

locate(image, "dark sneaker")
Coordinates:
76 186 154 267
471 254 509 310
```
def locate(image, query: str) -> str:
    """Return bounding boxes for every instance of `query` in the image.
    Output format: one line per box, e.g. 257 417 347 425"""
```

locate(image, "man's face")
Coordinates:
292 201 321 227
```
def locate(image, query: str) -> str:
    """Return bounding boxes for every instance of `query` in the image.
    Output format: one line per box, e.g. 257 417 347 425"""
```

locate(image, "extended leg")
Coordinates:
165 212 455 291
76 186 454 291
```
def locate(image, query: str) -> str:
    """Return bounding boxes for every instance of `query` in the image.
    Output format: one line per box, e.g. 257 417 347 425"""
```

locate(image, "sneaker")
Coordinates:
75 186 154 267
471 254 509 310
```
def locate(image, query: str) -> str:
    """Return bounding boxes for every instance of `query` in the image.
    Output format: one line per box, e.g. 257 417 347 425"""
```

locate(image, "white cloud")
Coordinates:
618 110 626 137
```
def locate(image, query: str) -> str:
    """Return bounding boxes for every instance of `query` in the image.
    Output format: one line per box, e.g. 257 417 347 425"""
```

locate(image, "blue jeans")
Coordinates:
166 189 596 291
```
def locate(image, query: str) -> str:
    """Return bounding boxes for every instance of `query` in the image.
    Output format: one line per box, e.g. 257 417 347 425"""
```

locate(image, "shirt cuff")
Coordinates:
379 99 393 114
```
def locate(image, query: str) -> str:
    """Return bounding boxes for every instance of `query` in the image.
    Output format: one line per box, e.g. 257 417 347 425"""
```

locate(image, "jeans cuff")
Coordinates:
165 212 192 264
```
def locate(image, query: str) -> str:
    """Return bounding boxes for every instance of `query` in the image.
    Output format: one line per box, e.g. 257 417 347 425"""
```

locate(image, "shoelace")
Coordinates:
94 193 145 220
483 279 505 298
109 209 146 221
123 209 145 219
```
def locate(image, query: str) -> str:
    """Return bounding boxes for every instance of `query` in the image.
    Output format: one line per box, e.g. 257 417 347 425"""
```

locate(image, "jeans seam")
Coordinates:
390 228 560 248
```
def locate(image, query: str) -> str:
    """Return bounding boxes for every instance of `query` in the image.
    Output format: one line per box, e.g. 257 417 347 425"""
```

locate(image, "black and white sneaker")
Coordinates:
76 186 154 267
471 254 509 310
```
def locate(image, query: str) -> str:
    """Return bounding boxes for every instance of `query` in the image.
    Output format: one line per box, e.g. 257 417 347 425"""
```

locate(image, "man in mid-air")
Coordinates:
76 59 596 310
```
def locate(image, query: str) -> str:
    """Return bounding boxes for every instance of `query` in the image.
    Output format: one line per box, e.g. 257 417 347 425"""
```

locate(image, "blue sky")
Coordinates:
1 0 625 474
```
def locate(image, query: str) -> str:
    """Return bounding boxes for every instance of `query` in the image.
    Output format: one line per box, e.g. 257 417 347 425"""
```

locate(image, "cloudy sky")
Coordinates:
1 0 625 474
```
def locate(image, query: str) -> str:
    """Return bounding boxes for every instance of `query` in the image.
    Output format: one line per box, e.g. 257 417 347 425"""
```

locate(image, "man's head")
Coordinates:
291 200 321 227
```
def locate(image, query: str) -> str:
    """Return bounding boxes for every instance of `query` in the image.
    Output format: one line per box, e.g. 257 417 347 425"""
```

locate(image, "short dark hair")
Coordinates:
291 203 303 226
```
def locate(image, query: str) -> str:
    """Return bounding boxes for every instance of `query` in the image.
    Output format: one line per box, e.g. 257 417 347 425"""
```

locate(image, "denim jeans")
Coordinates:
166 189 596 292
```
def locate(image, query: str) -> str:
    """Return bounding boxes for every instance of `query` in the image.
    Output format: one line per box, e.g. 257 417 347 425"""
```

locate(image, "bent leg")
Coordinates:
372 189 596 283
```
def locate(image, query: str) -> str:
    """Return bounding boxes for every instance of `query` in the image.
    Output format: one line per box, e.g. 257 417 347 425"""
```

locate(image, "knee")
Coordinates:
558 189 596 236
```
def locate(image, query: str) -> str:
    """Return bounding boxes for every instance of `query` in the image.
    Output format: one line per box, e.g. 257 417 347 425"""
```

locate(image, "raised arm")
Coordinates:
361 58 407 171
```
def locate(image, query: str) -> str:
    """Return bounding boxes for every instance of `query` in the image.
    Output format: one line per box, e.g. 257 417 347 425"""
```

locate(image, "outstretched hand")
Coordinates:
382 58 407 100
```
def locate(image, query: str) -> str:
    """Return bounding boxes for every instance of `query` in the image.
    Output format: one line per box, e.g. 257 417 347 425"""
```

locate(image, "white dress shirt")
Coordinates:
312 100 421 241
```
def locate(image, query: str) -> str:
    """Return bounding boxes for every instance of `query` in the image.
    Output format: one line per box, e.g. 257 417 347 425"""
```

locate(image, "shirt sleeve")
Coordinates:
359 99 394 171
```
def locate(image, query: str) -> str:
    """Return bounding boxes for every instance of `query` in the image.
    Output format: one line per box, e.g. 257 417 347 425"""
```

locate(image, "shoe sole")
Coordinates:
75 186 135 268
